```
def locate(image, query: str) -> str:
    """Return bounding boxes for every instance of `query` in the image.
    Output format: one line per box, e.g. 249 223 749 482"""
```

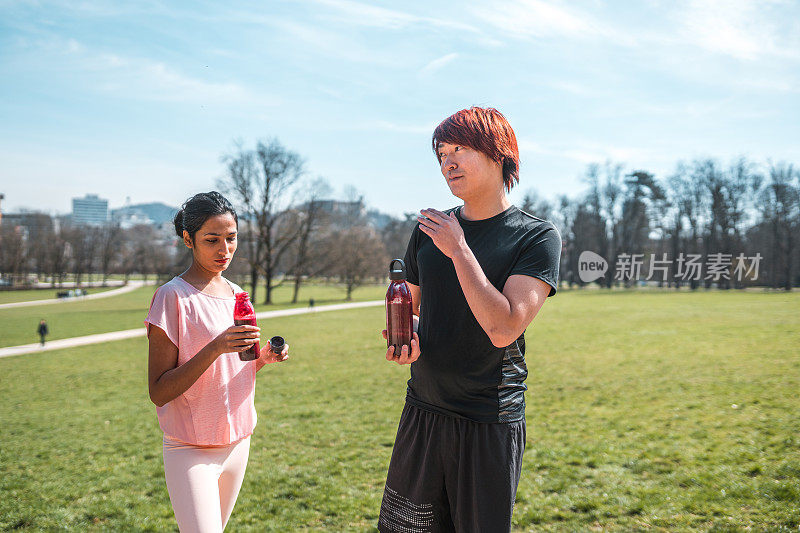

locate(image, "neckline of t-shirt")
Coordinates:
455 204 517 225
174 276 237 300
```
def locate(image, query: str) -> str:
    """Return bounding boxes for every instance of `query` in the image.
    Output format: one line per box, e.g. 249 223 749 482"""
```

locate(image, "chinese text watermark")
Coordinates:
578 251 762 284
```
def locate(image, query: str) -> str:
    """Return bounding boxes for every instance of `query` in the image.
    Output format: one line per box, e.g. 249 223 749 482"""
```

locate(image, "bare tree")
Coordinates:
20 213 54 282
220 138 305 304
552 195 576 288
520 189 553 221
573 164 609 286
725 158 761 288
619 170 665 287
126 224 159 282
98 223 122 285
326 225 388 300
726 158 759 250
219 146 262 302
0 224 26 284
666 165 690 289
287 177 332 303
672 162 707 289
63 225 100 287
152 240 178 284
381 213 418 262
757 162 799 290
570 200 601 287
693 160 729 287
601 164 623 288
118 237 138 283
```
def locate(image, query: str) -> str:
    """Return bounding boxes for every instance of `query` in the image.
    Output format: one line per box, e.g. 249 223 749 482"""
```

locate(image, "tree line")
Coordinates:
0 139 402 301
0 218 178 287
525 159 799 290
1 139 797 294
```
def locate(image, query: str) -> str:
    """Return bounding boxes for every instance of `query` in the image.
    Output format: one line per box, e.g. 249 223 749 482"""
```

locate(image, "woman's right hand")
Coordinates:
213 325 260 355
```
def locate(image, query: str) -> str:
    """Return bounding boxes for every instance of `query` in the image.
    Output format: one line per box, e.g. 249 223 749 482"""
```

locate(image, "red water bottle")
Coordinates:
386 259 413 354
233 292 260 361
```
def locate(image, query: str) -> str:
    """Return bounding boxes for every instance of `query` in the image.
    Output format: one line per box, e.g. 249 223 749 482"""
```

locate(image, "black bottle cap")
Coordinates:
270 336 285 353
389 259 406 281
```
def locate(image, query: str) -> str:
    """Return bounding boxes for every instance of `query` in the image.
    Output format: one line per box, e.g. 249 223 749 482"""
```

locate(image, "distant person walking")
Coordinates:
308 298 315 309
37 319 48 346
145 191 289 532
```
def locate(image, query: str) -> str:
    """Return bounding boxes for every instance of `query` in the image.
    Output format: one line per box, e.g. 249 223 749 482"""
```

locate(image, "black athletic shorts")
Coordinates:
378 403 526 533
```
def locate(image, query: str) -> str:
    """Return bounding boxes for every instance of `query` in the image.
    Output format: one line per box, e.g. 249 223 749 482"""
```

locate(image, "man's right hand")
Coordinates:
213 325 261 355
381 330 421 365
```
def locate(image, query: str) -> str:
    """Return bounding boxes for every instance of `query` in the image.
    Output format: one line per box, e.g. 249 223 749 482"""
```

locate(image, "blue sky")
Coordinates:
1 0 798 216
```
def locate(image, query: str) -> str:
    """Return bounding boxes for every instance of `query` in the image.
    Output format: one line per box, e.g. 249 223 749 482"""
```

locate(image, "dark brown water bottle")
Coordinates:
233 292 260 361
386 259 413 354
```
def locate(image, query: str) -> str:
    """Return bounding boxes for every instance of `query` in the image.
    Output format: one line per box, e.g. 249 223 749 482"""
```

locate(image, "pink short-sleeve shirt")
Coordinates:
145 276 257 446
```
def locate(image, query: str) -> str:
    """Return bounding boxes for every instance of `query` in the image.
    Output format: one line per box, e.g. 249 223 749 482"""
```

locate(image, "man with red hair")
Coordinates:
379 107 561 532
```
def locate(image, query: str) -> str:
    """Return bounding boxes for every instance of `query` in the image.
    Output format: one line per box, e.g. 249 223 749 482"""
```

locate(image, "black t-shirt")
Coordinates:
403 205 561 423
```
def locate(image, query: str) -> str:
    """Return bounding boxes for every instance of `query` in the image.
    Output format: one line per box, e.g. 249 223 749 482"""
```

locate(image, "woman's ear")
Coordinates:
182 230 193 249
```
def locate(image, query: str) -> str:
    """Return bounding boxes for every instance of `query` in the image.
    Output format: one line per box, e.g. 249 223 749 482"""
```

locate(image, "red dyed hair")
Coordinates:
432 107 520 192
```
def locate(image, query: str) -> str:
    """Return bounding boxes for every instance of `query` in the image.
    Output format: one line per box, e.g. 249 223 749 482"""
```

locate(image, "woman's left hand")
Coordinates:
259 342 289 364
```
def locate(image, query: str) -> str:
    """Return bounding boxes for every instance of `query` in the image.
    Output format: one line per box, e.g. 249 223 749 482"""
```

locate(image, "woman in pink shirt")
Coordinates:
145 191 288 532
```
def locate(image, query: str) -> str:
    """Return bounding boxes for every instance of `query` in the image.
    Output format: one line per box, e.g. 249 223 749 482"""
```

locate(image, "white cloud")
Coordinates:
736 77 800 93
547 79 594 96
55 39 266 104
369 120 438 135
470 0 631 44
674 0 800 61
614 96 740 119
419 53 459 76
310 0 422 29
270 18 391 65
518 138 656 165
309 0 484 34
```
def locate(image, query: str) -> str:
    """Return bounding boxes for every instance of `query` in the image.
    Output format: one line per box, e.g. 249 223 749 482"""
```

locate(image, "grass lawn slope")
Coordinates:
0 290 798 531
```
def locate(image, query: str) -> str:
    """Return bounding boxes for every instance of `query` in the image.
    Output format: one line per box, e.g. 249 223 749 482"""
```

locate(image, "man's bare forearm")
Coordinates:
451 246 516 346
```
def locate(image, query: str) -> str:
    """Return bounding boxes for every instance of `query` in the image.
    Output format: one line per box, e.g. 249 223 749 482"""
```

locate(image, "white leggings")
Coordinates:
162 435 251 533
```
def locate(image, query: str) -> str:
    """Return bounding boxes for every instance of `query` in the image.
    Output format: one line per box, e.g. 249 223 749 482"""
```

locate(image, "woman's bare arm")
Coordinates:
147 324 259 407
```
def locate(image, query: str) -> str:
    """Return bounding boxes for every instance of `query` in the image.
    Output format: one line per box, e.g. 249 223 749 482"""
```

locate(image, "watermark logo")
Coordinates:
578 251 608 283
577 251 763 282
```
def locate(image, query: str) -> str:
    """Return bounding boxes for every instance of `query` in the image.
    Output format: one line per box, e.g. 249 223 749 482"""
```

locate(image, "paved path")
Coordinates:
0 280 155 309
0 300 383 359
31 280 128 288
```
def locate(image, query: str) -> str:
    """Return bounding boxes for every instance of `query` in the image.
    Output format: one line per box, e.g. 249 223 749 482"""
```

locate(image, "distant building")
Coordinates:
112 210 153 229
1 211 54 240
314 199 365 218
72 194 108 226
293 199 365 221
366 209 393 230
111 201 178 229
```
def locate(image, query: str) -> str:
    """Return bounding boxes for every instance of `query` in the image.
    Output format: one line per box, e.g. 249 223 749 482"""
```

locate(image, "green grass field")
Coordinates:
0 287 117 305
1 290 798 531
0 282 385 348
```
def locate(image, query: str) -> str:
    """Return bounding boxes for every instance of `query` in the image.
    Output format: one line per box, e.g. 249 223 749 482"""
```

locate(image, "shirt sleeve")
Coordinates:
402 223 422 286
509 224 562 297
144 285 181 347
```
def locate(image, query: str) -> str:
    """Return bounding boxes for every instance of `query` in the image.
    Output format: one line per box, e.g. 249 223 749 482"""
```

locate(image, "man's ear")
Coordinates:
182 230 193 249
